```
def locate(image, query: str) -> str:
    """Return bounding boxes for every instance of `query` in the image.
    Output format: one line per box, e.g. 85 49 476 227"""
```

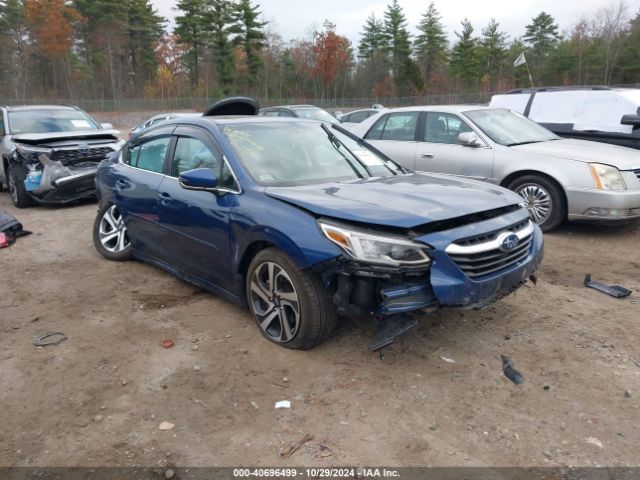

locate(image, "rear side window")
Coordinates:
261 110 279 117
365 112 419 141
127 137 170 173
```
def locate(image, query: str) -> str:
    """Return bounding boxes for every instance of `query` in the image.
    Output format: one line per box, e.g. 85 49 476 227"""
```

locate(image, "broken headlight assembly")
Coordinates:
14 144 53 162
589 163 626 190
319 221 431 267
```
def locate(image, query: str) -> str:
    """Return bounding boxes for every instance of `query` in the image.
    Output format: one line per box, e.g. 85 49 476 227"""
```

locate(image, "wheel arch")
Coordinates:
500 169 568 213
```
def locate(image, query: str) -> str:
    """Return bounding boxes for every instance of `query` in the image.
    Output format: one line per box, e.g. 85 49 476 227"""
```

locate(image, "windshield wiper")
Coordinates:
321 123 370 177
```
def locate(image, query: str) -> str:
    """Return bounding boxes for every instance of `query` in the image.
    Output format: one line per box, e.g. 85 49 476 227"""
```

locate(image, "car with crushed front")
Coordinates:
93 98 543 350
0 105 124 208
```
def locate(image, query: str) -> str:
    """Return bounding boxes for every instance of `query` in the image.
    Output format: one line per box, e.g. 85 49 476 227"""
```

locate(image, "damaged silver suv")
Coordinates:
0 105 124 208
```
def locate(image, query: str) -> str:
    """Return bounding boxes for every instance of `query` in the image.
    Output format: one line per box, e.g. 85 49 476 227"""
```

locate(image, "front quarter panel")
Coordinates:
230 187 342 277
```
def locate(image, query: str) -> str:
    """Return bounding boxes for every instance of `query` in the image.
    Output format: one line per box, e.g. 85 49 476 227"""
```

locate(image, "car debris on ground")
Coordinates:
0 211 32 248
584 274 632 298
33 332 67 347
501 355 525 385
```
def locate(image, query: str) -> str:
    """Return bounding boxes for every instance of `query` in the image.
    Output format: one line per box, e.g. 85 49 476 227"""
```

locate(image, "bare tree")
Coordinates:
591 1 629 84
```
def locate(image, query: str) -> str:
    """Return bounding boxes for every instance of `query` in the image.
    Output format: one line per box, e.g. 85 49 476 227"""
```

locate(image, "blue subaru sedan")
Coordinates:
93 99 543 350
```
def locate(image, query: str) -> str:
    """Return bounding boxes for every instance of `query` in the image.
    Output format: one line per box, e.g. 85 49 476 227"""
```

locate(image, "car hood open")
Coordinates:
510 138 640 170
12 129 121 144
265 173 522 229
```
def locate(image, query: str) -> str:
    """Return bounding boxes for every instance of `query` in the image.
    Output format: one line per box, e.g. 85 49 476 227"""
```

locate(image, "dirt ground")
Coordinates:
1 119 639 467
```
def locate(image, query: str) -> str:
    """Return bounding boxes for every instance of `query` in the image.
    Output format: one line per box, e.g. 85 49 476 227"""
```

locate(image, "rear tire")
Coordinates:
7 162 34 208
508 174 565 232
93 203 133 261
246 248 337 350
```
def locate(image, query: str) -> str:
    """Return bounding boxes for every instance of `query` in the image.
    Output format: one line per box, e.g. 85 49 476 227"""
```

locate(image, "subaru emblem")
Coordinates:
78 143 90 154
498 232 519 252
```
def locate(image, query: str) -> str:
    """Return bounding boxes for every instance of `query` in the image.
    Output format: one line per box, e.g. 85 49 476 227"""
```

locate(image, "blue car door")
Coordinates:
111 125 175 256
155 125 238 287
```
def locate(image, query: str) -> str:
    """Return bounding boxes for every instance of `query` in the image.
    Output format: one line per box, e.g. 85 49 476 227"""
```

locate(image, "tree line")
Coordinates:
0 0 638 103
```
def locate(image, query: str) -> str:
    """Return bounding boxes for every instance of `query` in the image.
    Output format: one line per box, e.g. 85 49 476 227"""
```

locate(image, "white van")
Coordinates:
490 87 640 149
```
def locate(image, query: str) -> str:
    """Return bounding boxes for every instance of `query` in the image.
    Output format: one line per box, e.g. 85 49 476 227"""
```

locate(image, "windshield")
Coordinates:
464 108 558 146
293 107 339 123
8 109 99 134
222 122 403 186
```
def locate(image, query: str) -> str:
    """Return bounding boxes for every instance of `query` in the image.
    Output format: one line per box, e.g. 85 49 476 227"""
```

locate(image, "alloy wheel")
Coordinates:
249 261 300 343
516 183 552 225
99 205 130 253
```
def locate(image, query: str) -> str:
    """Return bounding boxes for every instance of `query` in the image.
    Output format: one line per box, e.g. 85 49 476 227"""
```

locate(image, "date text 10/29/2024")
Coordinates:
233 468 401 478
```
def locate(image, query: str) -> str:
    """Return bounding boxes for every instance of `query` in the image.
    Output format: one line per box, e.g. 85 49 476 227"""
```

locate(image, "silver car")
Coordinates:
350 106 640 231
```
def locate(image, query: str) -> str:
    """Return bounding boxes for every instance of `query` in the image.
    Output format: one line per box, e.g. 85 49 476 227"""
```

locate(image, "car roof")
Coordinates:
4 105 79 112
505 86 640 94
262 105 317 110
375 105 492 114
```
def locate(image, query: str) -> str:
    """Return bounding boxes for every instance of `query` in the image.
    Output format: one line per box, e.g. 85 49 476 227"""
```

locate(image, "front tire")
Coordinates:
508 175 566 232
246 248 337 350
7 162 34 208
93 203 133 261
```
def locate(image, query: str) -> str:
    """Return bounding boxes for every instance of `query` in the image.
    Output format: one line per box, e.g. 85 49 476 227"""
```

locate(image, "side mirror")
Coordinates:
620 114 640 127
179 168 218 192
101 122 114 130
458 132 482 147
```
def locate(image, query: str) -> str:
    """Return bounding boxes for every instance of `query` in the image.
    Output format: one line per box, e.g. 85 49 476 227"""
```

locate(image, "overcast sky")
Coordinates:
151 0 630 45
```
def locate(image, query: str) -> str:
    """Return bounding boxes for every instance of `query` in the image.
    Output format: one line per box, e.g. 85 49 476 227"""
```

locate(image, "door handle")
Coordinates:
421 153 435 158
114 179 129 190
158 192 172 204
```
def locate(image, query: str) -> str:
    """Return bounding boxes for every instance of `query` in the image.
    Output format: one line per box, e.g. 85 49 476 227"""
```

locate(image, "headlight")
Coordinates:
589 163 626 190
319 221 431 267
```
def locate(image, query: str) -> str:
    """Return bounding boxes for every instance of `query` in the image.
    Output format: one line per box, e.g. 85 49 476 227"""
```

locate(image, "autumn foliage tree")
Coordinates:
312 20 351 101
25 0 83 95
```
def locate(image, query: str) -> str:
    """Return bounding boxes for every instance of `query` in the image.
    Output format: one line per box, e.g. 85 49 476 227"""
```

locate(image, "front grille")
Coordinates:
50 146 114 165
446 220 534 279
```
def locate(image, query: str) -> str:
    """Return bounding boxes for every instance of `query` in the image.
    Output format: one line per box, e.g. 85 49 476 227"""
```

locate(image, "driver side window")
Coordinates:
423 112 473 145
170 136 236 190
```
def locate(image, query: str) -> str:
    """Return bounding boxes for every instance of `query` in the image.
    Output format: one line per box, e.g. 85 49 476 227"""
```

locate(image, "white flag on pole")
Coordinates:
514 53 527 67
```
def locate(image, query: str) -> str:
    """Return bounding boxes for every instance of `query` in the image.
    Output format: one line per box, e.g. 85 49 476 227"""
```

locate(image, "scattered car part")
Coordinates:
370 314 417 351
584 274 632 298
0 232 13 248
33 332 68 347
0 210 32 247
161 339 175 348
275 400 291 409
501 354 524 385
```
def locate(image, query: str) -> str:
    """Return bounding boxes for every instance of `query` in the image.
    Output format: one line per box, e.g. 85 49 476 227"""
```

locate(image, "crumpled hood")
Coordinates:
12 129 121 144
265 173 523 229
511 138 640 170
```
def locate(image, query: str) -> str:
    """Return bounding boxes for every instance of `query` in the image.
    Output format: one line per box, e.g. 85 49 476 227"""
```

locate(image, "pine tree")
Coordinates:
479 18 508 88
0 0 30 97
450 18 479 89
205 0 235 93
358 13 386 59
127 0 165 92
232 0 266 85
414 1 448 90
383 0 417 95
523 11 560 70
174 0 208 89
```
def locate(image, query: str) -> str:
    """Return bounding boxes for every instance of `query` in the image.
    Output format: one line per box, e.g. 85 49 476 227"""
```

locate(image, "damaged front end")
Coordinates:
11 136 122 204
312 210 543 350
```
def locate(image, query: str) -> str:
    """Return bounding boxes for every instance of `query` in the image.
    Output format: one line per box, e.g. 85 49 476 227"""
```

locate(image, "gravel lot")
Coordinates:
0 118 639 467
